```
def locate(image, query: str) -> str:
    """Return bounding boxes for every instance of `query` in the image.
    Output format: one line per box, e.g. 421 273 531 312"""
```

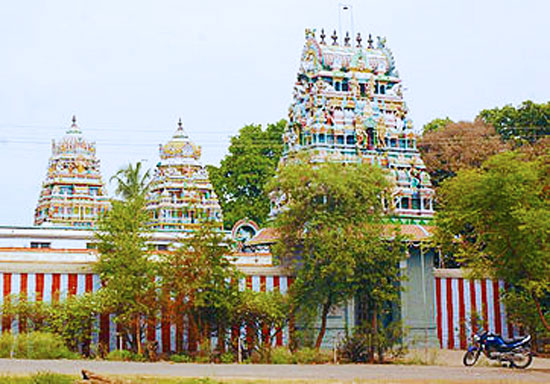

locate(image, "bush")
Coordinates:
219 351 235 364
293 347 317 364
0 332 77 360
105 349 145 362
271 347 293 364
170 353 193 363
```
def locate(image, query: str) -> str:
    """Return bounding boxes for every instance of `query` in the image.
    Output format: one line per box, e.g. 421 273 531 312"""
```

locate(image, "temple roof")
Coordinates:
245 224 433 247
159 119 202 165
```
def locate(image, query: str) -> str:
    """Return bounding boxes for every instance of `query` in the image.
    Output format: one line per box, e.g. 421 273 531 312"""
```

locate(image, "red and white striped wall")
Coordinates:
0 270 292 353
434 269 515 350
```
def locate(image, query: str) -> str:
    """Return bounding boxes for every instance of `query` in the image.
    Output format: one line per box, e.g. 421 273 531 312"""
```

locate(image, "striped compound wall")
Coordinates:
434 270 515 350
0 271 293 354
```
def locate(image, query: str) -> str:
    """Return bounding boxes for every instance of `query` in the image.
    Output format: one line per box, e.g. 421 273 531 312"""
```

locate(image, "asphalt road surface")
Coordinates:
1 359 550 383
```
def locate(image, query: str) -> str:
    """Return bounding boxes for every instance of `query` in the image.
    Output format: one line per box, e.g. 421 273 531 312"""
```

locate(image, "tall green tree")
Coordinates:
434 151 550 332
478 100 550 142
208 120 285 229
95 162 156 355
269 159 404 350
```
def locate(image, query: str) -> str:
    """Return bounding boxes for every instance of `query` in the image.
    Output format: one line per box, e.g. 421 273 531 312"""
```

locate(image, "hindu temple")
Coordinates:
146 119 223 231
282 29 434 223
34 116 109 228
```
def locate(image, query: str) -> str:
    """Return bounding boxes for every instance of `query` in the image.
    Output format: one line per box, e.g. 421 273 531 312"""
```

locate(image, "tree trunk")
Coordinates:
368 305 377 363
315 300 332 350
533 293 550 331
136 316 143 355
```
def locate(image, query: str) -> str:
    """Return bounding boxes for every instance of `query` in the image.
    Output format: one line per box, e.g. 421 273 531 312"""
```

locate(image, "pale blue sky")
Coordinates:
0 0 548 225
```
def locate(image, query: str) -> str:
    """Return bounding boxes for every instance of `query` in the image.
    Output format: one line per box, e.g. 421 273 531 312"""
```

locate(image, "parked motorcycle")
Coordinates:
463 331 532 368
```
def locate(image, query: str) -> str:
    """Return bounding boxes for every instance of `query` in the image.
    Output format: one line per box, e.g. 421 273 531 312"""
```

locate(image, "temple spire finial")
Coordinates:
344 31 351 46
72 115 76 124
320 29 326 44
368 34 374 49
178 118 183 128
331 30 338 46
356 32 362 47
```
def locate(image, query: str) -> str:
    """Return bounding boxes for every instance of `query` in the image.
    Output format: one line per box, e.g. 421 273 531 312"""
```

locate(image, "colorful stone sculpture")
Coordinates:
34 116 109 227
283 29 434 222
146 119 222 231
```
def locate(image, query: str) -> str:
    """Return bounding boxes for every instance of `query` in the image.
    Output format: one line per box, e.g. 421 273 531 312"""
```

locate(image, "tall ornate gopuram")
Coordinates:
282 29 434 223
146 119 222 231
34 116 109 227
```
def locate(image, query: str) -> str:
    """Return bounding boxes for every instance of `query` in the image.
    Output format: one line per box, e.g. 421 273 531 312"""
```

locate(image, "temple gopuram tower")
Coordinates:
279 29 438 347
283 29 434 223
146 119 222 231
34 116 109 227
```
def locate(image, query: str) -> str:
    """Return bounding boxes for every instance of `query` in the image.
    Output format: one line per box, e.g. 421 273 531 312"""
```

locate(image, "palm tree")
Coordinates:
110 162 151 202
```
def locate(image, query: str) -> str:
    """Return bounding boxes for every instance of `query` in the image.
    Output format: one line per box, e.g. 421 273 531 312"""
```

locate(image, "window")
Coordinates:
390 139 397 148
319 134 326 143
327 135 334 144
335 82 341 91
155 244 168 251
30 242 51 249
412 198 421 210
401 197 410 209
346 135 355 145
86 242 98 249
336 135 344 145
359 83 366 97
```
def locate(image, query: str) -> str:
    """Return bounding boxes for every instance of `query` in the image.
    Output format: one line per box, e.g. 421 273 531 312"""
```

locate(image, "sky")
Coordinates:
0 0 548 226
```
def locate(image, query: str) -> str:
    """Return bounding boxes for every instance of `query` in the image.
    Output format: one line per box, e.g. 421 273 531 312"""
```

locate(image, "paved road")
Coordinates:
1 359 550 383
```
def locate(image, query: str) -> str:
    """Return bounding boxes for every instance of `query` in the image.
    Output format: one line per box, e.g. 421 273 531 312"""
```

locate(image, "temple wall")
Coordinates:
0 266 295 354
434 269 515 350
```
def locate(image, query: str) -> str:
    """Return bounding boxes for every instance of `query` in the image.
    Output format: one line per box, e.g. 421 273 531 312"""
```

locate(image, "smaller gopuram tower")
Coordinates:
34 116 109 227
146 119 222 231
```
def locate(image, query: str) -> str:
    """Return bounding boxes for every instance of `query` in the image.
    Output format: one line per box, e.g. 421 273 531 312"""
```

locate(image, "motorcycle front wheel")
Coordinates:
463 349 480 366
511 351 532 369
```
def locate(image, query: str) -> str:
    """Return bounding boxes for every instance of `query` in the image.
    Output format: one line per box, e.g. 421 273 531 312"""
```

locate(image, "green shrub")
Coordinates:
16 332 78 359
170 353 193 363
293 347 317 364
0 332 76 360
219 351 235 364
313 349 332 364
271 347 293 364
194 355 210 363
0 333 14 358
105 349 143 361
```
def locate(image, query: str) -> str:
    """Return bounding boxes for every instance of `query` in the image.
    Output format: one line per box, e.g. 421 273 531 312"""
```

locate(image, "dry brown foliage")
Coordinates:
418 120 510 186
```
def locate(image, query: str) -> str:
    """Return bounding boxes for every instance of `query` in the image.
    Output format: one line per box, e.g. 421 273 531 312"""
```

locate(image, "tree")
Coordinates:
422 117 453 133
110 161 151 201
157 222 242 355
233 290 290 361
269 159 405 350
434 151 550 333
478 100 550 142
95 163 156 355
208 120 285 229
419 120 510 186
